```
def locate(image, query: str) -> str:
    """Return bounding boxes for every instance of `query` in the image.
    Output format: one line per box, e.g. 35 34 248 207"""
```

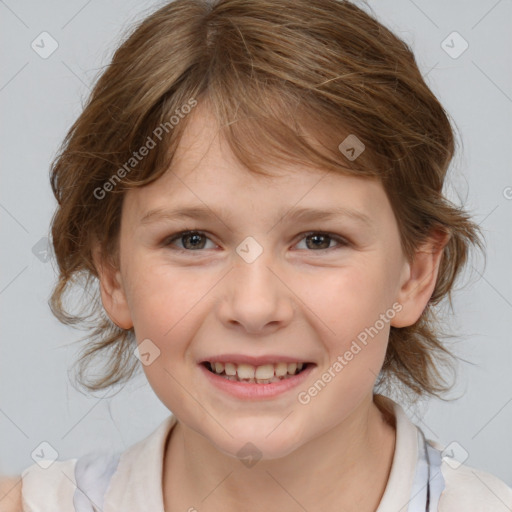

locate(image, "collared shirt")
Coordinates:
20 397 512 511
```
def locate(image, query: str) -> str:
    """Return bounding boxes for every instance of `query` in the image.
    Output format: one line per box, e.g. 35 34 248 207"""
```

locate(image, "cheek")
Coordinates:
124 260 211 411
124 254 210 337
293 260 395 386
297 260 394 336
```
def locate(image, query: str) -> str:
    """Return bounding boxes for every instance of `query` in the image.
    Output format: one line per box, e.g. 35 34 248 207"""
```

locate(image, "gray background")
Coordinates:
1 0 511 486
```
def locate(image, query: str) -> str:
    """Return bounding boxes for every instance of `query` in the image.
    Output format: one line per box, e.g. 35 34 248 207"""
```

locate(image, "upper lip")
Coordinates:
199 354 315 366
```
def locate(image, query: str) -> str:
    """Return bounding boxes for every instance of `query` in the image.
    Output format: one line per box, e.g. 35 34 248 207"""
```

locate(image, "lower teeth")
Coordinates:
221 375 287 384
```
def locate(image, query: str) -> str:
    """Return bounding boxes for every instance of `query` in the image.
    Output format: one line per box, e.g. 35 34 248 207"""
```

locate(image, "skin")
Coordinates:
93 100 449 512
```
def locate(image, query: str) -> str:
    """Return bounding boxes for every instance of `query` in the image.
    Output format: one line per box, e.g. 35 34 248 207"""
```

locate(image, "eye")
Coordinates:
164 230 216 251
294 231 349 251
163 230 349 253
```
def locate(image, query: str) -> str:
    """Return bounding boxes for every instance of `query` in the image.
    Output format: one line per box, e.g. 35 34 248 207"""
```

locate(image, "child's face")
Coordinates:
99 103 432 460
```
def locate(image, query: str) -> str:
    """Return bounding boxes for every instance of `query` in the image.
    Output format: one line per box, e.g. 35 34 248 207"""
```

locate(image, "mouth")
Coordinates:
200 360 312 384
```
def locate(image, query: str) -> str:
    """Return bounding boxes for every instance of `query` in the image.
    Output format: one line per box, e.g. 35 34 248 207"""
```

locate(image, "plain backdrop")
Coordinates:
1 0 511 486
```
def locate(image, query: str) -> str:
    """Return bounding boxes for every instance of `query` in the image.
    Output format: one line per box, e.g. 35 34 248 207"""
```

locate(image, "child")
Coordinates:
2 0 511 510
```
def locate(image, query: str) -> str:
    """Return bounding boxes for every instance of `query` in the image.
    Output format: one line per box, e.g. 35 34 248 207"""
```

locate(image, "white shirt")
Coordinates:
20 397 512 511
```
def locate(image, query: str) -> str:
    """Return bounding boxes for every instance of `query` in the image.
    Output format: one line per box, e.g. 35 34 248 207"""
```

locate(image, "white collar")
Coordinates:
104 396 420 512
375 395 421 512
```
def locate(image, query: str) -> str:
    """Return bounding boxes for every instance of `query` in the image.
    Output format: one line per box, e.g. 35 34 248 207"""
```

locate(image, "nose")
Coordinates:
216 247 295 335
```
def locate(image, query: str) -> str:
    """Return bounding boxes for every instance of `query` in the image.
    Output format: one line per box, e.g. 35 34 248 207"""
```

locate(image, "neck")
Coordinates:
163 394 396 512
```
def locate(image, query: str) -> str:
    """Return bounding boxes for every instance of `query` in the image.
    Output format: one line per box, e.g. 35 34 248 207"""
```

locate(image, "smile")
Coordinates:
203 361 309 384
199 361 316 400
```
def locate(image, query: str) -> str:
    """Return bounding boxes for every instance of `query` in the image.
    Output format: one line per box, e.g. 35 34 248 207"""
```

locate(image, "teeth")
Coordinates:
255 364 274 380
237 363 255 379
275 362 288 377
224 362 237 376
207 361 307 382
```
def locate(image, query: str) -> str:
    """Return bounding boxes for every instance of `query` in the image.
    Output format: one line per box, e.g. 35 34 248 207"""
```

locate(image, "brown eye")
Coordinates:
305 233 331 250
296 232 348 251
165 231 214 251
182 232 206 249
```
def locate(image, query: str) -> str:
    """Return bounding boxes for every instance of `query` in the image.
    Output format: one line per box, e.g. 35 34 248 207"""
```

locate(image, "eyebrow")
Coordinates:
138 204 373 228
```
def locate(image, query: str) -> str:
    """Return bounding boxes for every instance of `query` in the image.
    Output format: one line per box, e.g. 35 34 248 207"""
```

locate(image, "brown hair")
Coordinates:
48 0 484 401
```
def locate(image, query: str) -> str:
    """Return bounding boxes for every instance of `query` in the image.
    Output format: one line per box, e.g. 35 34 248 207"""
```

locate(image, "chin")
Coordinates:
209 422 304 463
217 438 300 463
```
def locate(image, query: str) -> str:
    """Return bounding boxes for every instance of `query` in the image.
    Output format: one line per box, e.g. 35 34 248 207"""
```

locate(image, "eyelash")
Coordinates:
162 230 350 254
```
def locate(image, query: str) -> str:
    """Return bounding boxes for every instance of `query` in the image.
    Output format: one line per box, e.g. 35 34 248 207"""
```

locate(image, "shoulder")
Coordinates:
20 450 124 512
0 475 23 512
428 440 512 511
440 462 512 511
13 458 77 512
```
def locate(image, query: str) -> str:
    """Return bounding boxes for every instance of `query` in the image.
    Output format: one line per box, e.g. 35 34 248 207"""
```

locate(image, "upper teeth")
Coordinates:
210 362 304 379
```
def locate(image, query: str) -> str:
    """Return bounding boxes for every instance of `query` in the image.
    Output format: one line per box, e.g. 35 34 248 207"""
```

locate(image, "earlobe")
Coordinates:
391 230 450 328
92 243 133 330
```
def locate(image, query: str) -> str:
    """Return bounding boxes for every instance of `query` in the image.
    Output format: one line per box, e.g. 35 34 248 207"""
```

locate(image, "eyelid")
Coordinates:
162 229 351 252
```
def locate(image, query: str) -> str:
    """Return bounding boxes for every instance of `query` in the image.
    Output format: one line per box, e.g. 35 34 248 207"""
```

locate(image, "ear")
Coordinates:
391 229 451 328
92 241 133 330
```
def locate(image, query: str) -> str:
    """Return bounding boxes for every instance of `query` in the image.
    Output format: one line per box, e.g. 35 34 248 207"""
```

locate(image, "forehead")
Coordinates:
123 102 390 227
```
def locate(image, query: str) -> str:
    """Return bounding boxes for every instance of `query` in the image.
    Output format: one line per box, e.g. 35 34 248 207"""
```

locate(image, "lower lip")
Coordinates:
198 363 316 400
